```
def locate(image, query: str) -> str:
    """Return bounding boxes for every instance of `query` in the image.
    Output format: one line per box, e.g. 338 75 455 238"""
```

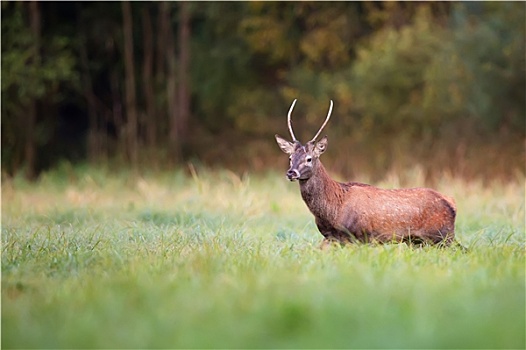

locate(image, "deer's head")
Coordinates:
275 99 332 181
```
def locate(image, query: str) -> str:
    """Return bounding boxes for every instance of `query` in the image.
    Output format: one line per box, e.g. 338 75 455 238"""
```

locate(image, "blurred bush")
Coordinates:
338 3 524 180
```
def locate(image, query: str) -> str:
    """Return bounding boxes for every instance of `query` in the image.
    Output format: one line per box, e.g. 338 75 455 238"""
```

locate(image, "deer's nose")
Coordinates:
286 169 300 181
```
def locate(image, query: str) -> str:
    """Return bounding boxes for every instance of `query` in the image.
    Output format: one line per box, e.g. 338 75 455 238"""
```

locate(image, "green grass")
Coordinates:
2 166 525 348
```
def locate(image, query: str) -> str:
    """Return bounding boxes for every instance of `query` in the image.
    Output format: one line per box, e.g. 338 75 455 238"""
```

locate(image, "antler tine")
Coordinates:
311 100 333 142
287 99 298 142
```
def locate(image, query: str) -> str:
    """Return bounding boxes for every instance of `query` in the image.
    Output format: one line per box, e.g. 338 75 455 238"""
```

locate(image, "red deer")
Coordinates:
275 99 459 247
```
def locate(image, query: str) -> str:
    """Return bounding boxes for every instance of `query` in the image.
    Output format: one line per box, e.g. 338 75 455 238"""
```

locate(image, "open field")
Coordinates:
2 165 525 348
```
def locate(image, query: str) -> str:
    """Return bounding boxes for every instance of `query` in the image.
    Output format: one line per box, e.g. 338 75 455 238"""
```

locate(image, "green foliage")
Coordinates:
1 2 79 174
340 3 525 177
351 3 525 136
353 6 445 131
449 2 526 132
1 3 78 109
0 2 524 181
2 168 525 348
240 2 299 65
191 3 257 132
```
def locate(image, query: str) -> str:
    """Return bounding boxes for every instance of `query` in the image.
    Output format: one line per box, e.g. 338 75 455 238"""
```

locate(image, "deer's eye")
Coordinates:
306 156 312 163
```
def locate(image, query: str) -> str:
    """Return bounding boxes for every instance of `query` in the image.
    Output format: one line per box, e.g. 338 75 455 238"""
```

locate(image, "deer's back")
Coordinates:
337 183 456 243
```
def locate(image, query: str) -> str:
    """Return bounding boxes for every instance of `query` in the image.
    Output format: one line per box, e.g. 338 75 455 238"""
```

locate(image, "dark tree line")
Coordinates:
2 2 524 181
2 2 193 178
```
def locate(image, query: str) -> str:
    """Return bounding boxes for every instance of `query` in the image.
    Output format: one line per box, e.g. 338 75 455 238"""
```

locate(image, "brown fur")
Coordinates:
301 162 456 245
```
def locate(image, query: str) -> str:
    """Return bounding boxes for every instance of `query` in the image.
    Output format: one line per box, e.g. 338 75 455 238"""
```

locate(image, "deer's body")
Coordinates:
276 99 457 246
299 161 456 245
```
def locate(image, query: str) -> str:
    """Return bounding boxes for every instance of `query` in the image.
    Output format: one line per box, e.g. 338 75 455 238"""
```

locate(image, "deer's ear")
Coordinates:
314 136 328 157
275 135 295 155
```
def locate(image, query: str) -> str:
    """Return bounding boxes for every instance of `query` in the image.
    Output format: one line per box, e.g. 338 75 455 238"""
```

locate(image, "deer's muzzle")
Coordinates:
286 169 300 181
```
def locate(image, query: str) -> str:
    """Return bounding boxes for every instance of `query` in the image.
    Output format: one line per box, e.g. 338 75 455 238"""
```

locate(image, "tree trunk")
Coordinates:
155 2 167 143
26 1 40 180
78 27 100 163
122 1 138 168
177 2 191 142
25 104 37 180
142 5 156 149
160 2 180 161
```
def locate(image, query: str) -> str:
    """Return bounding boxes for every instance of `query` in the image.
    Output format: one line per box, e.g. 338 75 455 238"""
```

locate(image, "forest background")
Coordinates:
2 1 525 182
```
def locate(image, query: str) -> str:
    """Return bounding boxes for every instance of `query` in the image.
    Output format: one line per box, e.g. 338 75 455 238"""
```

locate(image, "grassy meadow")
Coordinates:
2 165 525 348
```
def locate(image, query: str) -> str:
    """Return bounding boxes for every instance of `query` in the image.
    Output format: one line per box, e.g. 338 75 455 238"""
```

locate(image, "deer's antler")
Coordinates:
311 100 333 142
287 99 298 142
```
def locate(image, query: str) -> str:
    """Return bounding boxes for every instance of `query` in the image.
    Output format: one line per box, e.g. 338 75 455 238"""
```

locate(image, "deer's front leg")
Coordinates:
315 217 352 247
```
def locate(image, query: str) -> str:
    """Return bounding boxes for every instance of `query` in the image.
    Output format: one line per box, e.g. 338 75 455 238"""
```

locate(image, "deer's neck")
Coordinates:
299 162 343 223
